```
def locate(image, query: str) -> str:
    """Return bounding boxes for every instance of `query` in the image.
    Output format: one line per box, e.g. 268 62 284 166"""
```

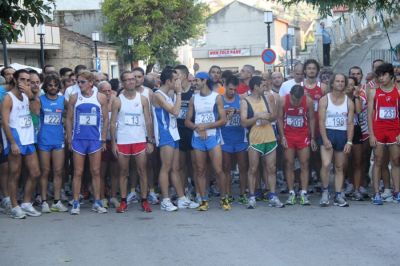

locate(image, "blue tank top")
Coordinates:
72 90 102 140
38 94 65 145
221 94 247 144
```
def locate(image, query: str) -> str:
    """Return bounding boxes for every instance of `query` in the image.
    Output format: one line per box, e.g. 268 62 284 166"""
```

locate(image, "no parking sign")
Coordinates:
261 48 276 65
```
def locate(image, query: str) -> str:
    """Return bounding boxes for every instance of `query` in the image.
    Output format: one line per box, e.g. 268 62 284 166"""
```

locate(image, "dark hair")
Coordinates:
109 78 120 92
372 59 384 67
1 66 14 78
29 70 40 78
132 67 145 76
143 76 155 90
348 66 363 76
208 65 221 74
249 76 263 91
375 63 394 79
174 65 189 78
348 76 359 86
120 70 132 82
74 65 87 75
225 75 239 87
304 59 320 74
43 64 55 73
160 68 177 85
221 70 233 81
42 74 61 94
13 69 30 80
290 84 304 98
329 73 348 89
60 67 72 77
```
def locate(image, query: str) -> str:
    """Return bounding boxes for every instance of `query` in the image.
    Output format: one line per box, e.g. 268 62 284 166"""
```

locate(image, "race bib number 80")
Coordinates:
79 114 97 126
379 107 396 120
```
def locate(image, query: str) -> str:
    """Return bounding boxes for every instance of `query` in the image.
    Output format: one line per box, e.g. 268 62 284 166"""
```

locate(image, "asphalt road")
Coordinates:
1 195 399 266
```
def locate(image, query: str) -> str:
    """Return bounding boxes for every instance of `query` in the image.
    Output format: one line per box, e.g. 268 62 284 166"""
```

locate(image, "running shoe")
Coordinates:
372 193 383 205
395 192 400 203
381 189 393 202
1 197 12 214
109 197 120 208
195 195 202 205
247 197 256 209
34 194 42 206
238 195 248 205
116 201 127 213
268 195 284 208
127 191 139 204
21 202 41 217
210 184 220 197
351 191 363 201
147 191 159 205
344 183 354 197
41 201 51 213
92 201 108 214
255 190 263 201
299 193 311 206
228 195 235 203
101 198 109 209
70 200 80 215
60 189 69 202
333 194 349 207
11 206 26 219
359 186 369 198
51 201 68 212
141 200 152 212
177 196 199 209
220 197 231 211
160 199 178 212
319 190 330 207
285 192 296 205
198 201 209 211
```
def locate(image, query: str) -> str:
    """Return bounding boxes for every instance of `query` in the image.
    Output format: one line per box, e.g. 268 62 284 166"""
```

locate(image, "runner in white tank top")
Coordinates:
318 73 354 208
2 70 41 218
110 71 154 213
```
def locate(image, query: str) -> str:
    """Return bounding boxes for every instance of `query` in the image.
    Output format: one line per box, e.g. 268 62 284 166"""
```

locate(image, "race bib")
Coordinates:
124 113 140 126
379 107 396 120
326 115 346 128
44 112 62 125
19 115 32 128
178 108 187 119
286 115 304 128
227 113 240 126
313 100 319 112
79 113 97 126
170 116 177 128
196 112 214 124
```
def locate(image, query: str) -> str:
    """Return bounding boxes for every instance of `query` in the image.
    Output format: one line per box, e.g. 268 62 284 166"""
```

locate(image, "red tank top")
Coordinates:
373 86 400 131
302 81 323 113
284 94 309 136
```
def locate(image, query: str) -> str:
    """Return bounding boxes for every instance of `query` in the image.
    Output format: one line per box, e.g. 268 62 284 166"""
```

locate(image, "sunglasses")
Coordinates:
77 80 88 85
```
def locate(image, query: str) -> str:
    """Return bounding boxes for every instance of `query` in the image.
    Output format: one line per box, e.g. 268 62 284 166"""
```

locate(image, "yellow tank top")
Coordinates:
247 96 276 145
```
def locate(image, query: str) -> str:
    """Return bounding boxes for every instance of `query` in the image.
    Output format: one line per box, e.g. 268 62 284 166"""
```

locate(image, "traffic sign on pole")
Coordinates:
96 57 101 71
281 34 294 51
261 48 276 65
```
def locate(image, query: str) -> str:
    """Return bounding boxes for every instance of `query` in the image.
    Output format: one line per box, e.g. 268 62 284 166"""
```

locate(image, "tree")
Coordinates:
276 0 400 18
102 0 208 73
0 0 55 43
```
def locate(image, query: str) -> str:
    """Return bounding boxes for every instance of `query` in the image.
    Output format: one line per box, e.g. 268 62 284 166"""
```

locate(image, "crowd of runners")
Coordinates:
0 58 399 219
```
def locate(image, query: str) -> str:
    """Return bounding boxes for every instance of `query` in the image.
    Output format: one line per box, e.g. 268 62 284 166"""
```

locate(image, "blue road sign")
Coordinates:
281 34 294 51
261 48 276 65
96 57 101 71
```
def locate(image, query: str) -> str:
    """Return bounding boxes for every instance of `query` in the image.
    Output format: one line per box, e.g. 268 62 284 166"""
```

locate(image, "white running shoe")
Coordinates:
127 191 139 204
51 201 68 212
177 196 200 209
109 197 120 208
41 201 51 213
147 192 159 205
1 197 12 214
70 201 80 215
160 199 178 212
381 189 393 202
92 201 108 214
21 202 41 217
11 206 26 219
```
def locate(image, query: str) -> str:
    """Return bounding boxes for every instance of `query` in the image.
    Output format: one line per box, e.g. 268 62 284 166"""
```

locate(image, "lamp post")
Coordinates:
92 31 100 71
37 24 45 69
264 11 273 48
127 37 134 69
1 20 9 67
288 27 295 72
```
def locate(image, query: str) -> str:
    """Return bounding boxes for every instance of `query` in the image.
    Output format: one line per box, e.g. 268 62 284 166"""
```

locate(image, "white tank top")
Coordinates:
194 91 219 137
7 92 34 145
325 93 348 131
117 93 146 144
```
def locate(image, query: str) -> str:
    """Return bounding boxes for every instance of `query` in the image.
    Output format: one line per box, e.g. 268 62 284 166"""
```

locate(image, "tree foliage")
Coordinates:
102 0 208 72
276 0 400 18
0 0 54 43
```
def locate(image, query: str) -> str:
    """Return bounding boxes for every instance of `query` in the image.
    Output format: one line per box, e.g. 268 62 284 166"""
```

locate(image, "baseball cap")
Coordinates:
195 72 209 80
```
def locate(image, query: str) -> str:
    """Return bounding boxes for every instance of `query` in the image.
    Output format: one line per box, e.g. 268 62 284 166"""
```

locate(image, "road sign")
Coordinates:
95 57 101 71
281 34 294 51
261 48 276 65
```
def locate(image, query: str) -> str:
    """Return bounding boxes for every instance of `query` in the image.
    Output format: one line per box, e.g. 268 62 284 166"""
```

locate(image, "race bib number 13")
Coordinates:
124 114 140 126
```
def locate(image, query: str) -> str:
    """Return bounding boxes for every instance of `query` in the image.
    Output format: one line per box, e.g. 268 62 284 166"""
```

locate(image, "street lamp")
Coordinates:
0 20 8 67
264 11 273 48
288 27 295 72
37 24 46 69
92 31 100 71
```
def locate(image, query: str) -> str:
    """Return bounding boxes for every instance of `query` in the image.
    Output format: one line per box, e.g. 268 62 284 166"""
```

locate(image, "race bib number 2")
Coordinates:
79 114 97 126
379 107 396 120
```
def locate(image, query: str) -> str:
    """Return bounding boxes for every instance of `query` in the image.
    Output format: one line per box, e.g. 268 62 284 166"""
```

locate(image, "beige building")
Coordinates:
192 1 294 73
